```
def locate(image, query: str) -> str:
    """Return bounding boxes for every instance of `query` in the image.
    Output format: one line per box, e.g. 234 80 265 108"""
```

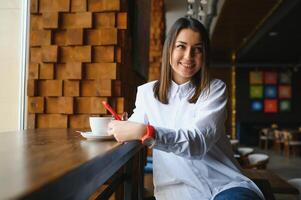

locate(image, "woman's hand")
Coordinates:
107 120 146 143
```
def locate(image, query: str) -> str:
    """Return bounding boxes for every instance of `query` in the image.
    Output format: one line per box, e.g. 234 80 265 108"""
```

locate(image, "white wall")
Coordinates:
164 0 225 38
164 0 186 35
0 0 23 132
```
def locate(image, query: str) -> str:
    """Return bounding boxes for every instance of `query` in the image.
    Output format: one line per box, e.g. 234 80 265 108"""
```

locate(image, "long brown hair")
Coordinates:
153 17 210 104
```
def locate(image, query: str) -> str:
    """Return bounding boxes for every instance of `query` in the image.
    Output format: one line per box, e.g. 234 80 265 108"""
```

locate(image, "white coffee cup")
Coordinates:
89 117 113 136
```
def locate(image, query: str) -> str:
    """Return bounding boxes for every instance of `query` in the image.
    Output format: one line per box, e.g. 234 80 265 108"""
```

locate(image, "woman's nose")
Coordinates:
184 47 194 59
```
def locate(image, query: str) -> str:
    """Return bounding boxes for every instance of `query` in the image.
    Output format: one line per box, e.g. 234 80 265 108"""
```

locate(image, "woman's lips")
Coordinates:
180 62 195 69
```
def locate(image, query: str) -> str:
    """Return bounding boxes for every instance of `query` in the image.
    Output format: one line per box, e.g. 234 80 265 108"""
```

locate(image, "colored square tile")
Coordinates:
264 99 278 113
279 100 291 112
279 85 292 98
250 71 263 84
279 72 291 84
264 85 277 98
251 100 263 112
264 71 277 84
250 86 263 98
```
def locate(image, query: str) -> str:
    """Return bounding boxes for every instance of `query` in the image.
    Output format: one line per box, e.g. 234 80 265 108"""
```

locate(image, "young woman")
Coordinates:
108 17 264 200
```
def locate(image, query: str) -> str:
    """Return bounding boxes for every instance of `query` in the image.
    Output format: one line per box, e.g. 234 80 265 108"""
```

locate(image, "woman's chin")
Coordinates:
180 71 196 78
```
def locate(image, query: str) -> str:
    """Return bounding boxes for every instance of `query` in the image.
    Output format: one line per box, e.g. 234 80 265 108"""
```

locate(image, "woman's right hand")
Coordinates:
107 120 146 142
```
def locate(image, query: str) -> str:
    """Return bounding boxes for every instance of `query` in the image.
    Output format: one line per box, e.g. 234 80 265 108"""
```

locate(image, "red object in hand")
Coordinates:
102 101 122 120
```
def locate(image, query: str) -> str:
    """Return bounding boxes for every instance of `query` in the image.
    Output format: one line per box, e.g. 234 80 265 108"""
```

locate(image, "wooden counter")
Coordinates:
243 169 299 195
0 129 144 200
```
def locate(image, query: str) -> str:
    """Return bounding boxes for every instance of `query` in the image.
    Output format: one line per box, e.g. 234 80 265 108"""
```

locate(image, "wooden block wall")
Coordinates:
148 0 165 81
28 0 128 129
147 0 165 157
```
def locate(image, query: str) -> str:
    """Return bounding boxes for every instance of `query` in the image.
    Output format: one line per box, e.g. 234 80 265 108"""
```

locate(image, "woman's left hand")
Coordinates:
107 120 146 143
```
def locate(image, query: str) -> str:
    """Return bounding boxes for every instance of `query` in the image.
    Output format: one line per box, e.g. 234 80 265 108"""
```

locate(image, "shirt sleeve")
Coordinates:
128 86 149 124
153 80 228 159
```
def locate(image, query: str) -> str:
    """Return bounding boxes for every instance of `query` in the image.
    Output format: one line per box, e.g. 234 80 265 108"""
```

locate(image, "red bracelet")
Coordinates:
141 125 155 144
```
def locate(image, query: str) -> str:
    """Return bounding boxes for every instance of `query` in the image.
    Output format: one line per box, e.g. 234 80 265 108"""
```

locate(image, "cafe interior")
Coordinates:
1 0 301 199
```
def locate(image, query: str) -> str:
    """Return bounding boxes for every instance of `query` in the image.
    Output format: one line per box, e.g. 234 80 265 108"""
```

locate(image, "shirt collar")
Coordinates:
169 80 194 99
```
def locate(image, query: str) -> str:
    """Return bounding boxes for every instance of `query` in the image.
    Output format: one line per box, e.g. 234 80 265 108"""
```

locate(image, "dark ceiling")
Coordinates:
210 0 301 67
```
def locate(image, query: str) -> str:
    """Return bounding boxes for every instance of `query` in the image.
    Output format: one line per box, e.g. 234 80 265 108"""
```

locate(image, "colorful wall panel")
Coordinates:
279 100 291 112
279 72 292 84
264 71 277 84
250 86 263 98
279 85 292 98
250 71 263 84
264 99 278 113
264 85 277 98
249 70 292 113
251 100 263 112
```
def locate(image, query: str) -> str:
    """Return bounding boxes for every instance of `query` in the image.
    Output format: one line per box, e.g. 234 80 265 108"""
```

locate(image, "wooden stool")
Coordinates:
288 178 301 200
246 153 269 169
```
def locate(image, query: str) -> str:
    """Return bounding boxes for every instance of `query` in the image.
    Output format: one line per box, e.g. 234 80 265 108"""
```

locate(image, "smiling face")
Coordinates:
170 28 203 84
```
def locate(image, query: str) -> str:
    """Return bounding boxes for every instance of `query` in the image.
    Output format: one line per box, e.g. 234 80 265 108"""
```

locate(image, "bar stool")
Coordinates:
237 147 254 156
273 129 284 154
237 147 254 167
246 153 269 169
288 178 301 200
259 128 274 150
283 130 301 157
230 139 239 152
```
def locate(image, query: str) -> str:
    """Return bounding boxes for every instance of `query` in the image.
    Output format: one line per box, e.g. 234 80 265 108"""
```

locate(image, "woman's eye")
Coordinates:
176 44 185 49
194 47 203 53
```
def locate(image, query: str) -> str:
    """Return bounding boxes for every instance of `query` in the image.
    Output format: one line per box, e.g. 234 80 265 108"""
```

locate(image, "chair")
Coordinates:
273 129 284 154
271 123 278 129
245 153 269 169
283 130 301 157
259 128 274 150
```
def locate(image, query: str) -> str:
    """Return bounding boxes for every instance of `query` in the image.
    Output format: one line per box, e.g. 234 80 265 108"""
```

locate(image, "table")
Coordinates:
242 169 299 195
0 129 145 200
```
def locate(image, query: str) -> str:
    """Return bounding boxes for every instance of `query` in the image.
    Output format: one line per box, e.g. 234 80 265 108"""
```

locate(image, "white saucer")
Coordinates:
78 131 114 140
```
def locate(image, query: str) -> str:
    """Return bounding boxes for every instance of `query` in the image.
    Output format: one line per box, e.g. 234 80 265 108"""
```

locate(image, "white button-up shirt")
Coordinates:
129 79 264 200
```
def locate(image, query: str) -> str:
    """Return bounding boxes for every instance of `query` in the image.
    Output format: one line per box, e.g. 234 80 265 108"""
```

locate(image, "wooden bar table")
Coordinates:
243 169 299 195
0 129 145 200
